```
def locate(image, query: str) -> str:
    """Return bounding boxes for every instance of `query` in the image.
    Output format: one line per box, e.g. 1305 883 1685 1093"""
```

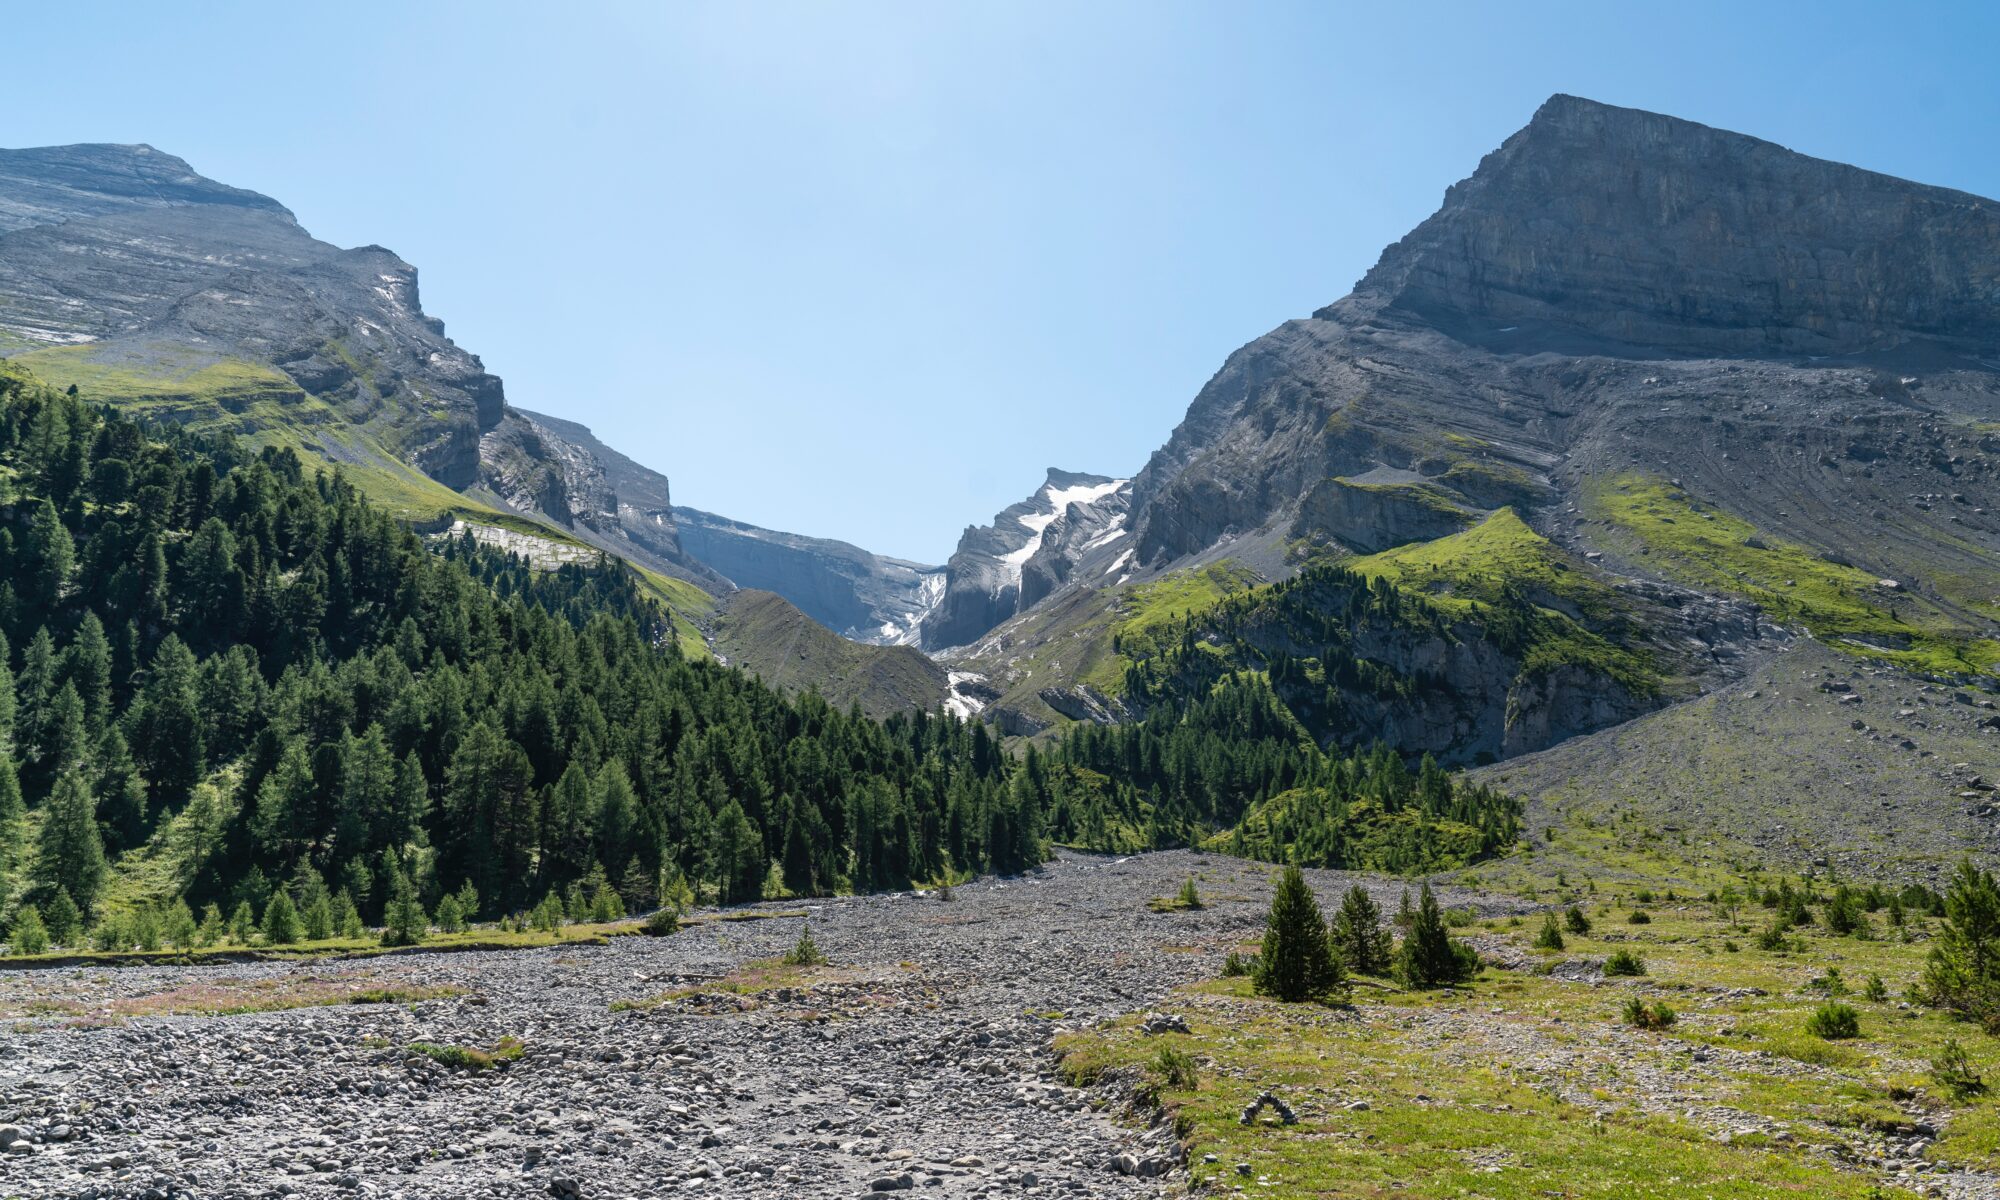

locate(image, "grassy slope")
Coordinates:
1585 472 2000 677
1344 508 1662 694
963 560 1263 731
1059 895 2000 1199
711 589 945 719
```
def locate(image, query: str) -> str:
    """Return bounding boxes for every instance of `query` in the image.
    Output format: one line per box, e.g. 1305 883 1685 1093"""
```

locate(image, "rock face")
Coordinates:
672 507 943 644
0 143 505 488
921 470 1130 650
1342 94 2000 358
960 94 2000 755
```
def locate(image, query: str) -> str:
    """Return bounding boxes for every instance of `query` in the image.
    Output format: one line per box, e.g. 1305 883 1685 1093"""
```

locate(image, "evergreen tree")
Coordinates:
34 767 106 912
94 727 149 852
1330 885 1393 975
302 893 334 941
1534 910 1566 951
227 901 257 944
0 756 21 822
1254 866 1343 1001
1924 859 2000 1023
380 871 428 947
1396 883 1477 989
9 905 47 956
262 890 302 945
44 888 81 946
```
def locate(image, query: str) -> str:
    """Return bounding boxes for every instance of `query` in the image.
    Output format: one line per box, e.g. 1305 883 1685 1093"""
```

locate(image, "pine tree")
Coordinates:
1924 859 2000 1022
332 889 365 938
1534 910 1566 951
228 901 257 944
302 894 334 941
1330 885 1393 975
1254 866 1343 1001
1396 883 1476 989
0 756 21 822
44 888 81 947
164 900 198 950
380 871 429 947
9 905 47 956
34 768 106 912
262 890 302 945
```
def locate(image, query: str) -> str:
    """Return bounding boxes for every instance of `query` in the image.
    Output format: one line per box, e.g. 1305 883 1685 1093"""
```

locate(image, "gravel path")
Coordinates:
0 852 1521 1200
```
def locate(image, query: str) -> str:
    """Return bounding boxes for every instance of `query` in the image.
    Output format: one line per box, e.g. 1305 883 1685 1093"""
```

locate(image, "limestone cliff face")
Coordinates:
0 144 507 489
920 469 1129 650
671 507 943 645
1340 94 2000 357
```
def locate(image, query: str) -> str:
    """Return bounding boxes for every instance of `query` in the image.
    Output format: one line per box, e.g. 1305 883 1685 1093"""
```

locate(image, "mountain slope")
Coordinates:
958 97 2000 772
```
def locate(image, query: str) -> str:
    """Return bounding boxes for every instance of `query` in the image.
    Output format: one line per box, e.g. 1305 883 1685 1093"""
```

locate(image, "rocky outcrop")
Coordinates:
921 470 1129 650
1293 475 1474 554
1338 94 2000 358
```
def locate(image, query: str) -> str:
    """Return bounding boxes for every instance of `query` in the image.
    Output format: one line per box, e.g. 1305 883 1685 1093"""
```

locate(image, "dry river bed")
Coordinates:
0 852 1523 1200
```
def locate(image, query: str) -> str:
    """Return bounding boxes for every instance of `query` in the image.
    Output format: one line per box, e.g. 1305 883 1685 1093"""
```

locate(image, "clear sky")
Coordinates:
7 2 1997 561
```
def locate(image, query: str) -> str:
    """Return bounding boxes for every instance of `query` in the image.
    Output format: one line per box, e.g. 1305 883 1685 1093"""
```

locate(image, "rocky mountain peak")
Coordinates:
1337 94 2000 357
0 143 294 232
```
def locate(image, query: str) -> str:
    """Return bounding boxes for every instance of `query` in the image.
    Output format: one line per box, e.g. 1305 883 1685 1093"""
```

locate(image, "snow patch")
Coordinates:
944 670 989 720
999 479 1126 577
1104 547 1134 575
1081 515 1129 552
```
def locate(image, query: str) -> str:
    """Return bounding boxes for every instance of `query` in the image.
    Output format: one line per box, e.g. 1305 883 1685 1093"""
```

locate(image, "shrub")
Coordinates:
1862 975 1889 1003
1564 906 1592 935
783 925 828 967
1220 950 1259 978
1623 997 1676 1030
1533 911 1565 951
1627 910 1652 925
643 908 681 936
1256 866 1343 1001
1756 922 1790 952
9 906 48 956
1602 949 1647 977
1176 877 1203 910
532 892 566 933
1932 1038 1986 1100
1824 886 1864 936
1151 1045 1199 1090
1807 1001 1861 1040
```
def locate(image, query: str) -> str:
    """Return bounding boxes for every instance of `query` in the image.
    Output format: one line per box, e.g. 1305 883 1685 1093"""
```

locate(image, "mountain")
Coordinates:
921 469 1131 650
952 96 2000 764
0 142 962 713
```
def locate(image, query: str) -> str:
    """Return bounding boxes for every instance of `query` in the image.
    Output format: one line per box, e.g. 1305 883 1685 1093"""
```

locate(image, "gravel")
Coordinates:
0 852 1522 1200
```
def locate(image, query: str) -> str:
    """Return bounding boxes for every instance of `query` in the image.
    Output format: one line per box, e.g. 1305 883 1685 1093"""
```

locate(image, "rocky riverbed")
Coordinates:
0 852 1520 1200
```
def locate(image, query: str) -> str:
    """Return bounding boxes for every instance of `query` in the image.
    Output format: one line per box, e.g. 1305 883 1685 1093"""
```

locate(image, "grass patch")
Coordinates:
408 1035 525 1072
1584 472 2000 676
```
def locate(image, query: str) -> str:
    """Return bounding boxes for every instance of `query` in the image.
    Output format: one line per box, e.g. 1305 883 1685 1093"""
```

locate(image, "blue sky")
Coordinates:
7 2 1997 561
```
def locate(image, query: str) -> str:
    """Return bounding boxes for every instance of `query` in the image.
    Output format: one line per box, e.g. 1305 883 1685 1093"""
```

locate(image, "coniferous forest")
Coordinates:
0 361 1517 945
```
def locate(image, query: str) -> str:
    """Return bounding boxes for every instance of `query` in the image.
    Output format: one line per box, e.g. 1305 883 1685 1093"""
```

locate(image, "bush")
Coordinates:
1623 997 1676 1030
1151 1045 1199 1090
1176 877 1203 910
1602 949 1647 977
9 906 48 956
783 925 828 967
1807 1001 1861 1040
1755 921 1790 952
1533 911 1565 951
1627 909 1652 925
1220 950 1259 978
1863 974 1889 1003
1564 906 1592 935
531 892 566 933
1932 1038 1986 1100
643 908 681 937
1256 866 1343 1001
